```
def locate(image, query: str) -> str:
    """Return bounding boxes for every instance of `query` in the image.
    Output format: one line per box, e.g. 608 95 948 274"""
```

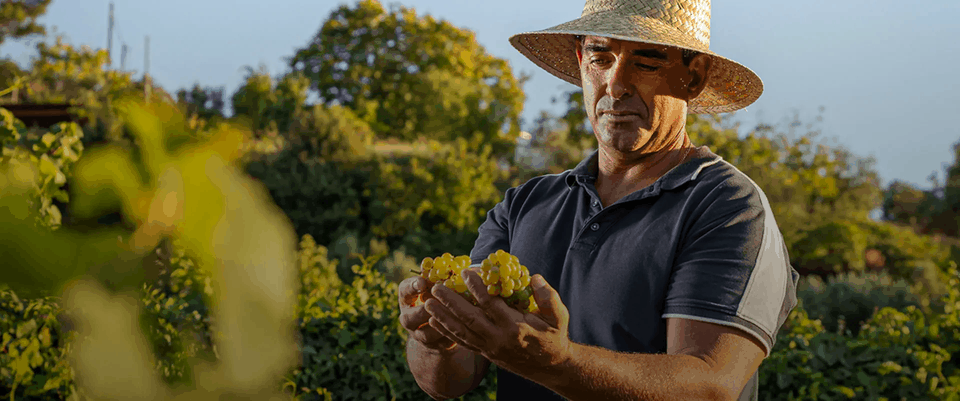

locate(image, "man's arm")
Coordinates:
399 275 493 399
406 184 513 399
406 338 491 400
538 318 765 401
427 273 766 401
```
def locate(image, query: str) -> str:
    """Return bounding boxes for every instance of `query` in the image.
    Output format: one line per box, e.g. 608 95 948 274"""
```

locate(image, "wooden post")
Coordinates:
107 2 114 66
144 35 151 103
121 43 128 71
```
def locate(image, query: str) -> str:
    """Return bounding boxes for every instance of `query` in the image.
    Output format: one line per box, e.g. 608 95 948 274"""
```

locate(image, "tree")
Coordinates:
553 89 590 148
18 36 172 143
882 180 934 230
927 141 960 237
176 83 225 121
881 140 960 238
288 0 526 155
0 59 24 95
0 0 52 46
230 66 309 135
685 111 882 249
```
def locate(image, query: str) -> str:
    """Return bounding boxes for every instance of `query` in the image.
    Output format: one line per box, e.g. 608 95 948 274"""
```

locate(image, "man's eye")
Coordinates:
636 63 659 71
590 59 609 65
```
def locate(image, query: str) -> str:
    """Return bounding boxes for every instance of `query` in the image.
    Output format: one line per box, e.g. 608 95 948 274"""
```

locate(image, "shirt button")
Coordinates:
592 199 599 207
590 223 600 231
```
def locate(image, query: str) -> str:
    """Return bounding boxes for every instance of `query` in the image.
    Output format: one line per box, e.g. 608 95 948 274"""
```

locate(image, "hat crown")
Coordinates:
580 0 712 48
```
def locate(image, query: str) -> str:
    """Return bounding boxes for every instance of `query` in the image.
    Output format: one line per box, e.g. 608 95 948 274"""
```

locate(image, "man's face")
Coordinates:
576 36 710 156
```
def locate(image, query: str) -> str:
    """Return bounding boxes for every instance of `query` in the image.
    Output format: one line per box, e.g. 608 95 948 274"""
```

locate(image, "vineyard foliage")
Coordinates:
3 103 960 400
3 0 960 399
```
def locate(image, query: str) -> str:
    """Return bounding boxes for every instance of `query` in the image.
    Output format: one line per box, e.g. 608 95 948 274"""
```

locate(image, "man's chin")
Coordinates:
597 134 647 155
598 125 646 143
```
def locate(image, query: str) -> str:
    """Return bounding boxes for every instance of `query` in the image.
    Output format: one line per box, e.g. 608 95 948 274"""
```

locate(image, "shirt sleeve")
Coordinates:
469 187 515 265
661 179 799 356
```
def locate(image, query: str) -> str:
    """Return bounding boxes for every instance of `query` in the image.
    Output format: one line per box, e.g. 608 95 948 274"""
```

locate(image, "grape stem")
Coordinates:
410 269 422 274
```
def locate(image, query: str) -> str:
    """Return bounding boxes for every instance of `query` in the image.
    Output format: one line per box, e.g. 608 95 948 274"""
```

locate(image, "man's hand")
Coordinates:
424 270 573 381
398 276 457 351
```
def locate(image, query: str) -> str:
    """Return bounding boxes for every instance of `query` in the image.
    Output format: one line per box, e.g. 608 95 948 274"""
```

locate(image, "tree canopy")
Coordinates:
287 0 525 155
0 0 51 46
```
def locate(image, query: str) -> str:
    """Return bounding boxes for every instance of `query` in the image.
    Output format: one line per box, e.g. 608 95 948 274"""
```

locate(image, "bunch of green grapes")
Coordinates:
414 250 538 313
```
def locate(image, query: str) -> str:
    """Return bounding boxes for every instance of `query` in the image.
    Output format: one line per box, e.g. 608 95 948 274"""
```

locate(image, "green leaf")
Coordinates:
16 319 37 338
835 386 856 398
41 133 57 148
777 372 792 389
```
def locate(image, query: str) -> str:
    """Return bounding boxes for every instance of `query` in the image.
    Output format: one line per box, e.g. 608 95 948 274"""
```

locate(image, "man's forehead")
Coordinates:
582 36 671 53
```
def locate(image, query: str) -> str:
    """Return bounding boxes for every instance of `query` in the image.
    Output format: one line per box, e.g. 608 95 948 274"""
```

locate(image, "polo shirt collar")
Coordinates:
565 147 724 191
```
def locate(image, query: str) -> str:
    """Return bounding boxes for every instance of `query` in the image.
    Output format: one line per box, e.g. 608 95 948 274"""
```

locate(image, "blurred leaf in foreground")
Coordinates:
66 99 301 399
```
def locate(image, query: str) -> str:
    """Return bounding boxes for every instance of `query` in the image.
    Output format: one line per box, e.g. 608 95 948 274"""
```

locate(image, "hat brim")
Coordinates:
509 11 763 114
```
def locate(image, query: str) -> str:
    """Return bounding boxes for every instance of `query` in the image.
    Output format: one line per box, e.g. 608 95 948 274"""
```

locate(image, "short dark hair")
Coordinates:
574 35 699 66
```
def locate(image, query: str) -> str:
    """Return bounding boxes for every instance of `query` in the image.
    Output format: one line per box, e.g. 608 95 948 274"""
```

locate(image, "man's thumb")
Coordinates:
531 275 567 328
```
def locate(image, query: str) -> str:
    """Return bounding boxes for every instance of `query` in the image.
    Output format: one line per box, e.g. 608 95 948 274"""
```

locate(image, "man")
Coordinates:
398 0 799 400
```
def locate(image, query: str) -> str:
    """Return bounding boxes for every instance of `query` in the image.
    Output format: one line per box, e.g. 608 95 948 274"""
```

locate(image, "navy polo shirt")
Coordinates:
469 147 799 401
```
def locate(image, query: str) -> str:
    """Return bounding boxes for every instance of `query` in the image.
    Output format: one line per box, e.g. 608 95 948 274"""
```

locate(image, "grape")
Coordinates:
487 270 500 283
487 283 501 296
413 250 538 313
502 278 515 292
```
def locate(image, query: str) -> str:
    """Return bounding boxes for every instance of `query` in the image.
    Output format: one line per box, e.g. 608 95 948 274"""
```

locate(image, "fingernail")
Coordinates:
414 280 421 292
534 275 546 287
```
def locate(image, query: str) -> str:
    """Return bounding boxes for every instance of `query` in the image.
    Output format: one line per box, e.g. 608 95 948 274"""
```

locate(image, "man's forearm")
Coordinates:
406 338 486 400
531 342 730 401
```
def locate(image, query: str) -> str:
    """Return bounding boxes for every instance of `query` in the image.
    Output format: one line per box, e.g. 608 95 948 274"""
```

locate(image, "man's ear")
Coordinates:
575 40 583 65
686 54 713 99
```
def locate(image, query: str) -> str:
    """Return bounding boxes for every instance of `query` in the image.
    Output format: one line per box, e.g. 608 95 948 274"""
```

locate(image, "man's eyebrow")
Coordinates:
632 48 668 60
581 44 669 60
583 43 610 53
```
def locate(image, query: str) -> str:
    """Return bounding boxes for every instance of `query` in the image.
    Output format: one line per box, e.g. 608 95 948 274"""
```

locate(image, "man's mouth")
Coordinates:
601 111 642 118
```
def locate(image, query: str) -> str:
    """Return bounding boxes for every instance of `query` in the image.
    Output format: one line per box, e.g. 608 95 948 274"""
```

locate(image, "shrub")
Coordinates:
245 136 502 262
791 220 869 277
760 266 960 400
0 289 76 400
245 149 383 253
798 271 922 335
1 234 499 400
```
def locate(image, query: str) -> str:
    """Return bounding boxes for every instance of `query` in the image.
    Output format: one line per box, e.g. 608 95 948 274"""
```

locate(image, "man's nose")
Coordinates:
606 59 632 100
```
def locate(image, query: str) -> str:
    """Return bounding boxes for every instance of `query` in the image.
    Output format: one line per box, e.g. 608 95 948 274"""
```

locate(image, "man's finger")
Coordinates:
461 269 493 306
461 269 519 324
431 281 504 337
398 304 431 331
424 296 487 350
429 316 483 355
411 325 454 348
530 274 568 329
398 276 429 307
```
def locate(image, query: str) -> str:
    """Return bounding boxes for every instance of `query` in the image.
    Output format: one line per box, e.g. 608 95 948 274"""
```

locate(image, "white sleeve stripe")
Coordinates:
661 313 772 357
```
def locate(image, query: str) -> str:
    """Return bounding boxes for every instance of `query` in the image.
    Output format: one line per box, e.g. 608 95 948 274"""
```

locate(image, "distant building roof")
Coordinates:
0 103 85 127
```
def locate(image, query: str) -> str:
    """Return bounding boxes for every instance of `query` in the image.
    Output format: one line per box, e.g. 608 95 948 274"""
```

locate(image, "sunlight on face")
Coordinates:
576 36 708 157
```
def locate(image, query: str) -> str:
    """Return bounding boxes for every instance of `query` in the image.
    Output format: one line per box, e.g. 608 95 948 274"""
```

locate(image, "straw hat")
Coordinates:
509 0 763 114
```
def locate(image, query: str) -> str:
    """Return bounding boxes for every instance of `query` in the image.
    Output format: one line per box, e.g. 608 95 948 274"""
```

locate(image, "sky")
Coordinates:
2 0 958 190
